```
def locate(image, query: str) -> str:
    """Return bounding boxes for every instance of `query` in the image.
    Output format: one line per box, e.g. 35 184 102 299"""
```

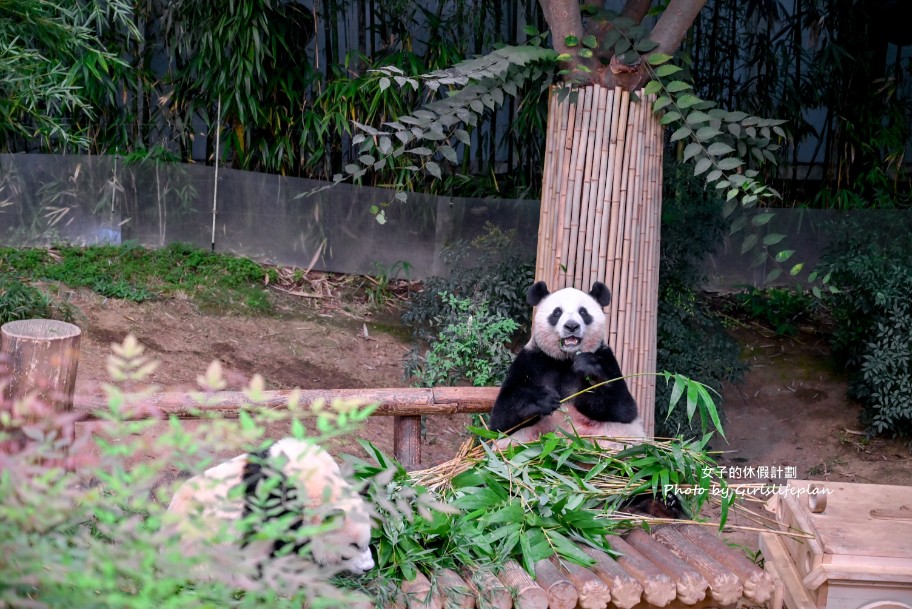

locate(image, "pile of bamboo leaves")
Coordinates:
354 429 733 584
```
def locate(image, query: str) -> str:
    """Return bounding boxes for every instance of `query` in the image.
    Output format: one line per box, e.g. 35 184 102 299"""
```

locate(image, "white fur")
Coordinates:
167 439 374 576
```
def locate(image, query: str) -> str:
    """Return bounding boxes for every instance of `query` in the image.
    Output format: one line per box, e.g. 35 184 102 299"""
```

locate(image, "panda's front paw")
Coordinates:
531 388 562 417
573 352 606 381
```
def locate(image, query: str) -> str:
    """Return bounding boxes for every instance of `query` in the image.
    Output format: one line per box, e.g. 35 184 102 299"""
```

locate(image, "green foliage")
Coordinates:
0 0 135 151
0 336 412 609
0 243 276 314
402 224 535 343
655 163 746 438
820 216 912 437
406 292 518 388
354 429 732 588
0 275 51 323
733 287 814 336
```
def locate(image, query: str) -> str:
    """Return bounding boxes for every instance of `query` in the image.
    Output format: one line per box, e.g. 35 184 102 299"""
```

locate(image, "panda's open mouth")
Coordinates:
561 336 581 349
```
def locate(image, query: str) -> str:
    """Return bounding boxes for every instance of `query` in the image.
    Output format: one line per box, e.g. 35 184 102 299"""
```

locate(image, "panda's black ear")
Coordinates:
589 282 611 307
526 281 550 306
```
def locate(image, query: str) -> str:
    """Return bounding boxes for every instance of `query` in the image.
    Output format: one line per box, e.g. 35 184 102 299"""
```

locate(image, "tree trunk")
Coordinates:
535 85 662 435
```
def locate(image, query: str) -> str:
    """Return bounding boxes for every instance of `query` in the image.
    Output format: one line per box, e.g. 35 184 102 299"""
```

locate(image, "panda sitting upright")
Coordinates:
490 281 645 449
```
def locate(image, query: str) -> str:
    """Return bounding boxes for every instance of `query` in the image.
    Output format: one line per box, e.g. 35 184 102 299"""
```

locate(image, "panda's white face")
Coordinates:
530 286 607 359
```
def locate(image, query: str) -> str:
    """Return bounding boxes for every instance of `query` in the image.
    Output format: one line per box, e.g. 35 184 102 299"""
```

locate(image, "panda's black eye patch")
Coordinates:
579 307 593 325
547 307 563 326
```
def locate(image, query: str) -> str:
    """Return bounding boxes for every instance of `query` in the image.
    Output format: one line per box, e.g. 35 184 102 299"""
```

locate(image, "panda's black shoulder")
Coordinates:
512 344 571 373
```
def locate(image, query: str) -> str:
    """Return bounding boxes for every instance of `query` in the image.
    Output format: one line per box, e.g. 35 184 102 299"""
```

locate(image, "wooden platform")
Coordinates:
763 479 912 609
387 524 774 609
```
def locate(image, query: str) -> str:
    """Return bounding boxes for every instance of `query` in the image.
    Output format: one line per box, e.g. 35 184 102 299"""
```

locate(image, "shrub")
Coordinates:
0 337 412 609
405 292 518 387
820 214 912 437
401 223 534 343
733 286 814 336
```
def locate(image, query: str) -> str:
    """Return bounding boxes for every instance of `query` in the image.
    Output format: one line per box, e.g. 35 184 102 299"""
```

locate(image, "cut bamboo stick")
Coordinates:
608 535 677 607
553 557 611 609
436 568 475 609
534 559 578 609
625 529 708 605
401 572 442 609
581 546 644 609
461 568 512 609
497 560 548 609
653 527 743 605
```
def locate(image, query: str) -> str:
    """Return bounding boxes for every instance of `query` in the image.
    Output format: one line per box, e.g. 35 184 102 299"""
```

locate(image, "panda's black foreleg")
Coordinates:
571 345 638 424
489 385 562 433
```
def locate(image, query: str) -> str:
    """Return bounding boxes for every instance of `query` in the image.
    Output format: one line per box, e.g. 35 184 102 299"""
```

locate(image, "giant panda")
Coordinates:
166 437 374 578
490 281 645 449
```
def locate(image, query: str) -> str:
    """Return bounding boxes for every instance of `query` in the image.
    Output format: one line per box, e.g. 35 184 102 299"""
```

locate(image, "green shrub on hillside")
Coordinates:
821 215 912 437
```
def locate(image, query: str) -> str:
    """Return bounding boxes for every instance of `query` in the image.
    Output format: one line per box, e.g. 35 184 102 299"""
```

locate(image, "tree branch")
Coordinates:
611 0 706 90
649 0 707 57
620 0 654 21
540 0 585 58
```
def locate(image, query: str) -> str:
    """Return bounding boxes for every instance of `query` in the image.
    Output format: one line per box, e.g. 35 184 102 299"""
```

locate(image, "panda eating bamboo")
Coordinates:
490 281 646 449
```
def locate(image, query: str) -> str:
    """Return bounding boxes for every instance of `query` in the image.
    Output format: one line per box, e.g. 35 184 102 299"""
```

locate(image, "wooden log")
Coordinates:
1 319 82 450
607 535 677 607
553 557 611 609
437 568 475 609
462 567 512 609
393 414 421 469
533 558 578 609
401 571 442 609
653 527 743 605
497 560 548 609
679 525 774 604
580 546 644 609
625 529 708 605
74 386 500 420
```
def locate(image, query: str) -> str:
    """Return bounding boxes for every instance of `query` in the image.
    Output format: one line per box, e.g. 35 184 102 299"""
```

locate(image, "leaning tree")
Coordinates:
348 0 786 434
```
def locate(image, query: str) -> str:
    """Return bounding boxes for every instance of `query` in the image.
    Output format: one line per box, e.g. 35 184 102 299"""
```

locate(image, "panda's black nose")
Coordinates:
564 321 581 333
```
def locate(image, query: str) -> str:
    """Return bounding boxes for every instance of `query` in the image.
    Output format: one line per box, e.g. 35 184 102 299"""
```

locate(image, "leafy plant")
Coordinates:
402 223 535 343
406 292 518 388
733 287 813 336
819 214 912 437
0 335 425 608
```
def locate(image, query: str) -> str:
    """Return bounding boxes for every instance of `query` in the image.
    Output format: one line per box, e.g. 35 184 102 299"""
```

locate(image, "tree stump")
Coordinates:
1 319 82 450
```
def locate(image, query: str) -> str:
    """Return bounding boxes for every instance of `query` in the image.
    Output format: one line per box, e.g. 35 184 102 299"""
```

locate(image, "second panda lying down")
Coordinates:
167 438 374 580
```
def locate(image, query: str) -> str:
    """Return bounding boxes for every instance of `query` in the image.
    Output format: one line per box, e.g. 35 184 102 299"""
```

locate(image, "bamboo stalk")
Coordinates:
558 88 586 288
566 87 590 287
551 88 576 287
583 85 608 289
590 86 613 290
575 87 599 288
612 92 637 374
536 87 559 284
604 88 629 350
596 88 620 285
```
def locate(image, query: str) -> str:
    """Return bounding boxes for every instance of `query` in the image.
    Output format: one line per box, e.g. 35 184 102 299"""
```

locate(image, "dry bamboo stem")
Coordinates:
612 92 637 374
590 87 613 289
561 87 593 288
553 89 576 286
596 88 620 285
604 88 629 350
559 89 586 288
536 88 558 283
583 85 608 289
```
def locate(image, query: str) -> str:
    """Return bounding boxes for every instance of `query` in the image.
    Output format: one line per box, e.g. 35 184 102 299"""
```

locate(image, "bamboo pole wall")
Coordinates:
535 85 663 436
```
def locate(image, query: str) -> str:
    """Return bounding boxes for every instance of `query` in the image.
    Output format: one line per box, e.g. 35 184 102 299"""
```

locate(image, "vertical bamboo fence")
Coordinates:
536 85 663 436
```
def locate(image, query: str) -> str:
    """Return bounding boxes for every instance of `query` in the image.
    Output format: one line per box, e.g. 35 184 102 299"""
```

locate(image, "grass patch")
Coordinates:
0 243 277 315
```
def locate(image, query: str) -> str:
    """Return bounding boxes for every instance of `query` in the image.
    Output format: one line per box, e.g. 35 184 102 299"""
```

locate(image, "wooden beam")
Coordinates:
73 386 499 420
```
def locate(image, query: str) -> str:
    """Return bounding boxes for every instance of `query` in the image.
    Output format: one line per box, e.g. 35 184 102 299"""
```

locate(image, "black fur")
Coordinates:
546 307 563 327
490 343 637 433
240 446 307 557
589 282 611 307
526 281 551 306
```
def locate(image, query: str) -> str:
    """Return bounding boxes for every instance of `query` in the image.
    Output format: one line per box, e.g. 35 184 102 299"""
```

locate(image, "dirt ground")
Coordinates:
64 283 912 547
